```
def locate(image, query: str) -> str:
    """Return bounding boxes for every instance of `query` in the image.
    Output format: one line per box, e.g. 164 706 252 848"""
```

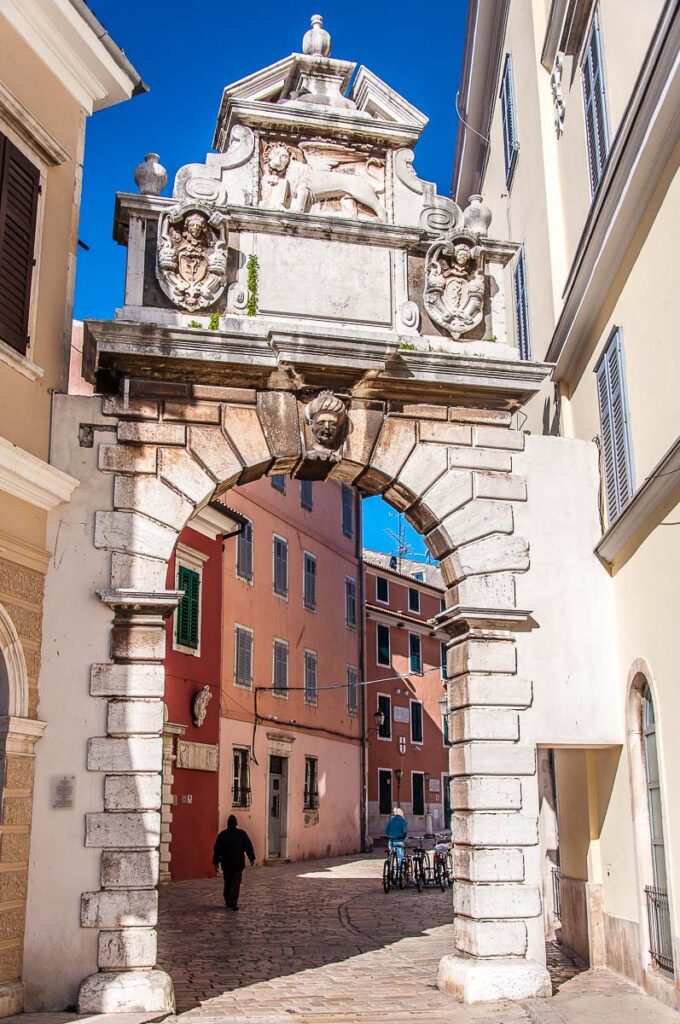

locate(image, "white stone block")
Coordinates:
394 444 448 504
448 447 512 472
98 928 157 969
222 405 272 475
91 663 165 699
159 447 214 504
451 775 522 811
449 674 533 710
78 969 174 1013
438 500 514 552
449 708 519 743
118 421 186 445
450 742 536 777
453 534 529 579
453 846 525 882
110 552 168 591
107 700 164 736
449 637 516 677
101 850 159 888
94 511 178 560
81 889 157 928
366 418 417 483
452 917 527 958
104 773 162 811
188 425 242 484
452 811 538 846
420 421 472 445
437 955 550 1002
473 426 525 451
99 444 158 475
85 811 161 848
114 475 193 530
87 736 162 772
474 471 527 502
454 881 542 919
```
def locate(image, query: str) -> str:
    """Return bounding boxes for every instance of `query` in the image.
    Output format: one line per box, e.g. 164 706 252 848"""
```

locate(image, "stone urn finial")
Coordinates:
463 195 492 237
134 152 168 196
302 14 331 57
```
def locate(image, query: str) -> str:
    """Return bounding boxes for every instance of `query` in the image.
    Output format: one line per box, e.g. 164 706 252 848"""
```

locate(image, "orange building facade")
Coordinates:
363 554 450 843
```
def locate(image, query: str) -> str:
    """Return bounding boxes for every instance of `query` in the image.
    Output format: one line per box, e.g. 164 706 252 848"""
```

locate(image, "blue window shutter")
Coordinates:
273 537 288 596
583 9 610 194
596 329 634 523
273 641 288 693
500 55 519 187
304 553 316 610
237 520 253 581
341 485 354 537
513 246 532 360
235 627 253 686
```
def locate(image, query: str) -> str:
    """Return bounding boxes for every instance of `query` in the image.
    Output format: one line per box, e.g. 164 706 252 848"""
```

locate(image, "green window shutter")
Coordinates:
177 566 200 649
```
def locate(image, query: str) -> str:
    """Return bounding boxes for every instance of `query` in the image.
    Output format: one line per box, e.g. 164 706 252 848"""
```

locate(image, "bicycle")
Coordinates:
432 835 450 892
410 834 432 889
382 838 405 893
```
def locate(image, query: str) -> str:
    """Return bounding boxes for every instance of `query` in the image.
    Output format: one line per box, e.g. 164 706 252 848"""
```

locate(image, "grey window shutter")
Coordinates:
500 55 518 187
304 553 317 610
274 641 288 692
345 578 356 627
235 628 252 685
596 329 633 523
305 651 317 702
274 537 288 596
341 485 354 537
513 246 532 360
583 10 610 194
237 520 253 580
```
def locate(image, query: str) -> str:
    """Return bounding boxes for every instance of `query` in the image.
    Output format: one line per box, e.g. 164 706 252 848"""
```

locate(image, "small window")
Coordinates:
440 597 446 613
273 639 288 695
271 475 286 494
0 132 40 355
409 633 422 675
304 650 318 705
345 577 357 629
514 246 532 361
442 703 451 747
273 536 288 597
378 768 392 815
408 587 420 614
176 565 200 651
304 756 319 810
377 694 391 739
300 479 313 511
347 665 359 715
441 641 448 680
376 576 389 604
234 626 253 687
413 571 424 582
583 7 610 196
232 747 251 807
596 328 634 524
411 700 423 744
412 772 425 816
303 552 317 611
377 623 391 667
236 519 253 582
500 54 519 188
341 485 354 538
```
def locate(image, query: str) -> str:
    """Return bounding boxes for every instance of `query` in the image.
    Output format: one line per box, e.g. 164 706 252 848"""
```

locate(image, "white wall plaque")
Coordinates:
393 706 410 724
428 778 440 793
53 775 75 808
176 740 218 772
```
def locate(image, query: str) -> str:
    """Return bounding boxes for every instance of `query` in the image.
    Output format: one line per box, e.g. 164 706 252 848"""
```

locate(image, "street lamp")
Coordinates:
367 708 386 736
394 767 403 806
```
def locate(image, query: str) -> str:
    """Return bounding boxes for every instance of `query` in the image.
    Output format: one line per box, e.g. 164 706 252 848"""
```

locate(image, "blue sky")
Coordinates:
76 0 467 559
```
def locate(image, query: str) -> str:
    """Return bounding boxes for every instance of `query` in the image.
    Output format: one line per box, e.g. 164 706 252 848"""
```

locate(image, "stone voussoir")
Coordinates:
473 426 525 451
99 444 158 475
117 421 186 446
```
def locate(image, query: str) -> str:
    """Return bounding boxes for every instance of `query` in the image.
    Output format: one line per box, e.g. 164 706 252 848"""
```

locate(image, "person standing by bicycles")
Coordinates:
385 806 408 869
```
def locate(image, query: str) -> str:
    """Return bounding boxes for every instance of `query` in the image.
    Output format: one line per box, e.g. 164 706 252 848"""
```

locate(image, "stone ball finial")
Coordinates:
302 14 331 57
134 152 167 196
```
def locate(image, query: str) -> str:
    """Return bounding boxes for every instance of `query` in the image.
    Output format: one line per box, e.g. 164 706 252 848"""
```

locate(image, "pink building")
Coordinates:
217 476 364 863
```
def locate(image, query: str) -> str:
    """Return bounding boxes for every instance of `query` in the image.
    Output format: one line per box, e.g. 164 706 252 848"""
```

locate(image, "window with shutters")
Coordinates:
345 576 357 629
236 518 253 582
377 623 390 667
303 551 317 611
408 587 420 614
341 484 354 538
378 768 392 815
441 641 448 680
234 625 253 688
582 8 610 196
347 665 359 715
300 479 313 511
304 756 319 810
273 639 288 696
513 246 532 360
595 328 634 524
271 474 286 494
273 535 288 597
500 54 519 188
175 564 201 655
377 693 391 739
412 772 425 816
0 131 40 356
232 747 251 807
409 633 422 675
376 576 389 604
410 700 424 743
304 649 318 705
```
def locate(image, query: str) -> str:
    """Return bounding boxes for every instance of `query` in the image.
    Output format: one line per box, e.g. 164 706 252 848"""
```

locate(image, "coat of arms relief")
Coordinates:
259 139 387 221
423 231 486 340
156 203 228 311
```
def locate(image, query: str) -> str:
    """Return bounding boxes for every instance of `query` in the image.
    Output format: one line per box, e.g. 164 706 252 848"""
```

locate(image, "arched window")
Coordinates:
642 684 673 973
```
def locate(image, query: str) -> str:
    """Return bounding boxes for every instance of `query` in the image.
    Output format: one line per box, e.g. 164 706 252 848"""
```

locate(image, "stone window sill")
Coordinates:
0 339 43 381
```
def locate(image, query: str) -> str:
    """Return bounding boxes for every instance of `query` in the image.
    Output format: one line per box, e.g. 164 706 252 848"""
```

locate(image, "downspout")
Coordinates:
356 492 368 853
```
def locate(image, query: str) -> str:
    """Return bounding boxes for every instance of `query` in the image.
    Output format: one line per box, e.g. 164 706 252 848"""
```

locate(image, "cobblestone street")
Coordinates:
157 855 680 1024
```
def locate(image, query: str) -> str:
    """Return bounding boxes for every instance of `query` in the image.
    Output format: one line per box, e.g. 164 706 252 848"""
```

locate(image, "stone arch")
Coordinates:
76 388 547 1011
0 601 29 720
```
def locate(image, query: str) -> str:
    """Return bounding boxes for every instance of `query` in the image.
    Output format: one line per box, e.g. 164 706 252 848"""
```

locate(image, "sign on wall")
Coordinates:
176 740 218 772
393 706 410 723
428 778 441 793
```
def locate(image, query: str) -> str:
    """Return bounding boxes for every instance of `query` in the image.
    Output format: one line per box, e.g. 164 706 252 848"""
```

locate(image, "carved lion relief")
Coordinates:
260 139 386 221
156 203 228 311
423 231 486 340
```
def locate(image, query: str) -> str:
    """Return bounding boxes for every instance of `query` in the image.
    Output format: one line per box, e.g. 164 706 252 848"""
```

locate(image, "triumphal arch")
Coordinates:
20 15 616 1014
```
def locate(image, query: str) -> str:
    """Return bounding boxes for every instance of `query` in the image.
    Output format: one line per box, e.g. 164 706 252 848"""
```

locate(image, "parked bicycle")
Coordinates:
411 833 450 891
382 837 404 893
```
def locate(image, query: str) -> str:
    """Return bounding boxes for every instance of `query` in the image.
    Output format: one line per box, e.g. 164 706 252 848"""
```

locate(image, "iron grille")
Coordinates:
232 786 252 809
551 866 562 921
303 790 319 811
645 886 674 973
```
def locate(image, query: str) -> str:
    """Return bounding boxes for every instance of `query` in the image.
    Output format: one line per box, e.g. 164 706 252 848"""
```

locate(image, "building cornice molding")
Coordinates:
595 432 680 572
548 0 680 381
0 82 69 165
0 437 79 512
0 531 50 575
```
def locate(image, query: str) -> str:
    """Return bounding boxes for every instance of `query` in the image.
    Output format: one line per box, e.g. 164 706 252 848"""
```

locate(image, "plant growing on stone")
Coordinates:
187 319 202 329
398 339 415 351
208 312 220 330
246 254 259 316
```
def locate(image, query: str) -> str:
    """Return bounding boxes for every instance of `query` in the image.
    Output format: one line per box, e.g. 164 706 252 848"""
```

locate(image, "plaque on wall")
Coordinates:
176 740 218 772
393 706 410 724
428 778 441 793
52 775 76 808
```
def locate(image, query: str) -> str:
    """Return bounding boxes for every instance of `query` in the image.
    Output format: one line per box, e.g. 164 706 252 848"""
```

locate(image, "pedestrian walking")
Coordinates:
212 814 256 910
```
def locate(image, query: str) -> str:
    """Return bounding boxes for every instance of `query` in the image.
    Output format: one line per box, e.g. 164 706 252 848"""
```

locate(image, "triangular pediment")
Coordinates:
350 66 428 132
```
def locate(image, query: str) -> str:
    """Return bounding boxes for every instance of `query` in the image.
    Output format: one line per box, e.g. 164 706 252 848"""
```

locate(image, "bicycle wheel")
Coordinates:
414 858 423 892
446 850 454 886
382 858 391 893
399 860 407 889
421 852 431 886
436 858 447 892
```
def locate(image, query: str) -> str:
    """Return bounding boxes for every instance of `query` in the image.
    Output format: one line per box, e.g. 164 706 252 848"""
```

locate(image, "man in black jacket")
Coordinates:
212 814 256 910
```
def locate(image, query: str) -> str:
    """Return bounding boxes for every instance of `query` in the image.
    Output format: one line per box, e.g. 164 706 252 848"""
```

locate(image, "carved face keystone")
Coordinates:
311 412 341 447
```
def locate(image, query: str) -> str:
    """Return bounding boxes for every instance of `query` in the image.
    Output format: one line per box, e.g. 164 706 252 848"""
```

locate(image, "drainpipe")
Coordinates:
356 492 368 853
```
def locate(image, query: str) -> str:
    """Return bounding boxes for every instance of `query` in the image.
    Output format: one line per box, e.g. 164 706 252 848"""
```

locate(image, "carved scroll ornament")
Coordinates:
423 231 485 340
156 202 228 312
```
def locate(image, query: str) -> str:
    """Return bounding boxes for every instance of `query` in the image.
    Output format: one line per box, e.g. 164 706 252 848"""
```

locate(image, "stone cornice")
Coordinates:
435 605 534 636
0 81 69 165
98 589 183 616
0 437 79 512
595 431 680 572
548 0 680 382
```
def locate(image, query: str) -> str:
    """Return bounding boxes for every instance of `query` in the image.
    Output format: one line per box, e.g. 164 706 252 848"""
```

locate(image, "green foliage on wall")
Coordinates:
246 254 259 316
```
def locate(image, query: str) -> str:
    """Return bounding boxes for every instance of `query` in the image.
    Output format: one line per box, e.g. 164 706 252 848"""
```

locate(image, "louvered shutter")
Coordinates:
273 537 288 596
273 641 288 693
304 553 316 610
345 577 356 627
341 485 354 537
513 247 532 360
237 520 253 581
176 566 200 649
347 666 358 713
411 701 423 743
0 133 40 354
500 56 518 187
583 10 610 194
300 480 313 511
235 627 252 686
304 651 317 703
596 329 633 523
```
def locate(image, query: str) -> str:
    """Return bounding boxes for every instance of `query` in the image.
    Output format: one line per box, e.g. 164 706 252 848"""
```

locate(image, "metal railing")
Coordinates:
303 790 319 811
232 785 252 809
645 886 674 973
551 866 562 921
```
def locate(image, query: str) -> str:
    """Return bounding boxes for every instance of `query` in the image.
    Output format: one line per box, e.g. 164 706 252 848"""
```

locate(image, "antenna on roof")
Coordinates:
383 511 417 574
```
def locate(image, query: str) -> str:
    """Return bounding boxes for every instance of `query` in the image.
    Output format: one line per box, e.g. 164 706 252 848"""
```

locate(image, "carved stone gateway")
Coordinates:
27 14 570 1016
